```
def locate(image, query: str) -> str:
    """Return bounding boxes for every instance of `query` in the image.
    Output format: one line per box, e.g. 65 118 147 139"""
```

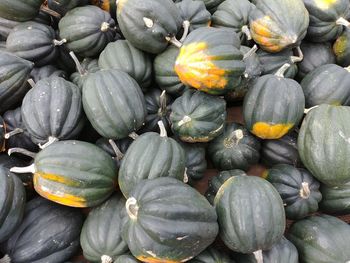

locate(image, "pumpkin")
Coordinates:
189 247 232 263
170 89 226 143
10 140 118 207
0 167 26 243
98 40 152 90
320 183 350 214
287 214 350 263
264 164 322 220
82 69 147 139
0 51 33 113
298 104 350 186
1 197 83 263
30 65 67 82
260 131 302 167
212 0 255 43
243 65 305 139
303 0 350 42
249 0 309 52
174 27 246 95
117 0 183 54
0 0 45 22
333 28 350 67
298 41 336 80
70 57 100 90
213 174 286 253
0 17 19 38
21 76 84 146
6 22 63 67
115 255 141 263
118 122 186 198
208 122 261 171
80 194 128 263
121 177 219 263
59 6 116 57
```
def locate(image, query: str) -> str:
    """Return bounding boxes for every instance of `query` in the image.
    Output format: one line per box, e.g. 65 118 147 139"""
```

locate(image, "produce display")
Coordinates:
0 0 350 262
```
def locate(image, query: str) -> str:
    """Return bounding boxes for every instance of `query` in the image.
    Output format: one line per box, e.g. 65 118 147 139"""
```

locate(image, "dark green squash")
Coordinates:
189 247 232 263
59 5 116 57
303 0 350 42
264 164 322 220
47 0 89 16
260 131 302 167
175 27 245 95
1 197 83 263
170 89 226 143
176 0 211 32
208 122 261 171
0 17 19 38
201 0 225 13
55 45 78 75
249 0 309 52
30 65 67 82
6 22 63 67
70 58 100 90
0 167 25 243
320 183 350 215
118 122 186 198
80 194 128 262
0 155 32 190
298 104 350 186
121 177 219 262
0 0 45 22
83 69 146 139
301 64 350 107
0 51 33 113
287 214 350 263
10 140 118 207
92 0 117 19
21 76 84 145
115 254 141 263
117 0 183 54
98 40 152 91
213 174 286 253
243 65 305 139
333 28 350 67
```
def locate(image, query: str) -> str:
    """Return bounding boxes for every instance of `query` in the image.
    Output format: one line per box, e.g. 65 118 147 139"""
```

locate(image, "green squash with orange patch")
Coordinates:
333 28 350 67
174 27 246 95
243 65 305 139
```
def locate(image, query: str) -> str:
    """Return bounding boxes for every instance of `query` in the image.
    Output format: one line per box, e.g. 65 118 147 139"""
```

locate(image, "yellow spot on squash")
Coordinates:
315 0 338 10
333 35 347 56
117 0 127 14
36 172 81 186
262 170 269 179
136 255 181 263
252 122 293 139
174 42 228 92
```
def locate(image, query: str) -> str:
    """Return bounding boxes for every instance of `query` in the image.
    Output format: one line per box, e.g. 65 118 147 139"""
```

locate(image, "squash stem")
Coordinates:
4 128 23 139
253 250 264 263
179 20 191 43
0 254 11 263
159 90 167 115
8 148 37 159
128 132 139 140
53 39 67 46
108 139 124 161
225 129 244 148
304 105 318 114
178 115 192 127
345 65 350 72
10 163 36 174
241 25 252 40
40 5 62 19
39 136 58 149
243 45 258 60
157 121 168 137
126 197 139 220
300 182 311 199
166 36 183 48
336 17 350 27
290 46 304 63
27 79 36 89
101 255 113 263
69 51 86 76
183 168 189 183
275 63 291 78
100 22 110 32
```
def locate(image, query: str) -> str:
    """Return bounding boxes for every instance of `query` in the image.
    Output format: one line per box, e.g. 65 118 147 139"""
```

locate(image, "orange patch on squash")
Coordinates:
333 35 347 56
261 170 269 179
174 42 228 92
252 122 293 139
136 255 181 263
100 0 111 12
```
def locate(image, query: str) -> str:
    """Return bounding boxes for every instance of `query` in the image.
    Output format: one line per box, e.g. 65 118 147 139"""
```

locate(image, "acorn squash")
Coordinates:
176 0 211 32
0 0 45 22
320 183 350 215
333 28 350 67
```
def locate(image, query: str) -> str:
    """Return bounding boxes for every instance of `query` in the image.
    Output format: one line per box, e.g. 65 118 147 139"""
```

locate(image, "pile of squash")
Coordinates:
0 0 349 262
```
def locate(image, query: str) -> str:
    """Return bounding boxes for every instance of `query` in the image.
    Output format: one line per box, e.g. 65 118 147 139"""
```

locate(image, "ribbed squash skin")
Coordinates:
320 183 350 214
118 131 186 198
298 104 350 186
176 0 211 32
70 58 99 90
189 247 232 263
98 40 152 90
201 0 225 13
214 175 286 253
175 27 245 95
0 51 33 113
208 122 261 171
80 194 128 262
59 6 116 57
170 89 226 142
116 0 182 54
0 17 19 38
243 74 305 139
31 65 67 83
233 237 298 263
48 0 89 15
264 164 322 220
333 28 350 67
32 140 118 207
0 167 25 243
249 0 309 52
115 255 141 263
92 0 117 19
21 76 84 145
0 0 44 22
82 69 146 139
1 197 82 263
298 42 336 80
121 177 219 263
287 215 350 263
301 64 350 107
303 0 350 42
212 0 255 42
6 22 59 67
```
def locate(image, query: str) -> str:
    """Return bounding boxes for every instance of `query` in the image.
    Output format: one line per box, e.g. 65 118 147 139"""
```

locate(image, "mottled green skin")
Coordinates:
214 175 286 253
189 247 232 263
298 104 350 186
0 0 44 22
320 182 350 214
287 215 350 263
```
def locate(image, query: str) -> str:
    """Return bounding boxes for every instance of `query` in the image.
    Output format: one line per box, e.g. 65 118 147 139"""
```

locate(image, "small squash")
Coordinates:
333 28 350 67
176 0 211 32
0 0 45 22
320 183 350 215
